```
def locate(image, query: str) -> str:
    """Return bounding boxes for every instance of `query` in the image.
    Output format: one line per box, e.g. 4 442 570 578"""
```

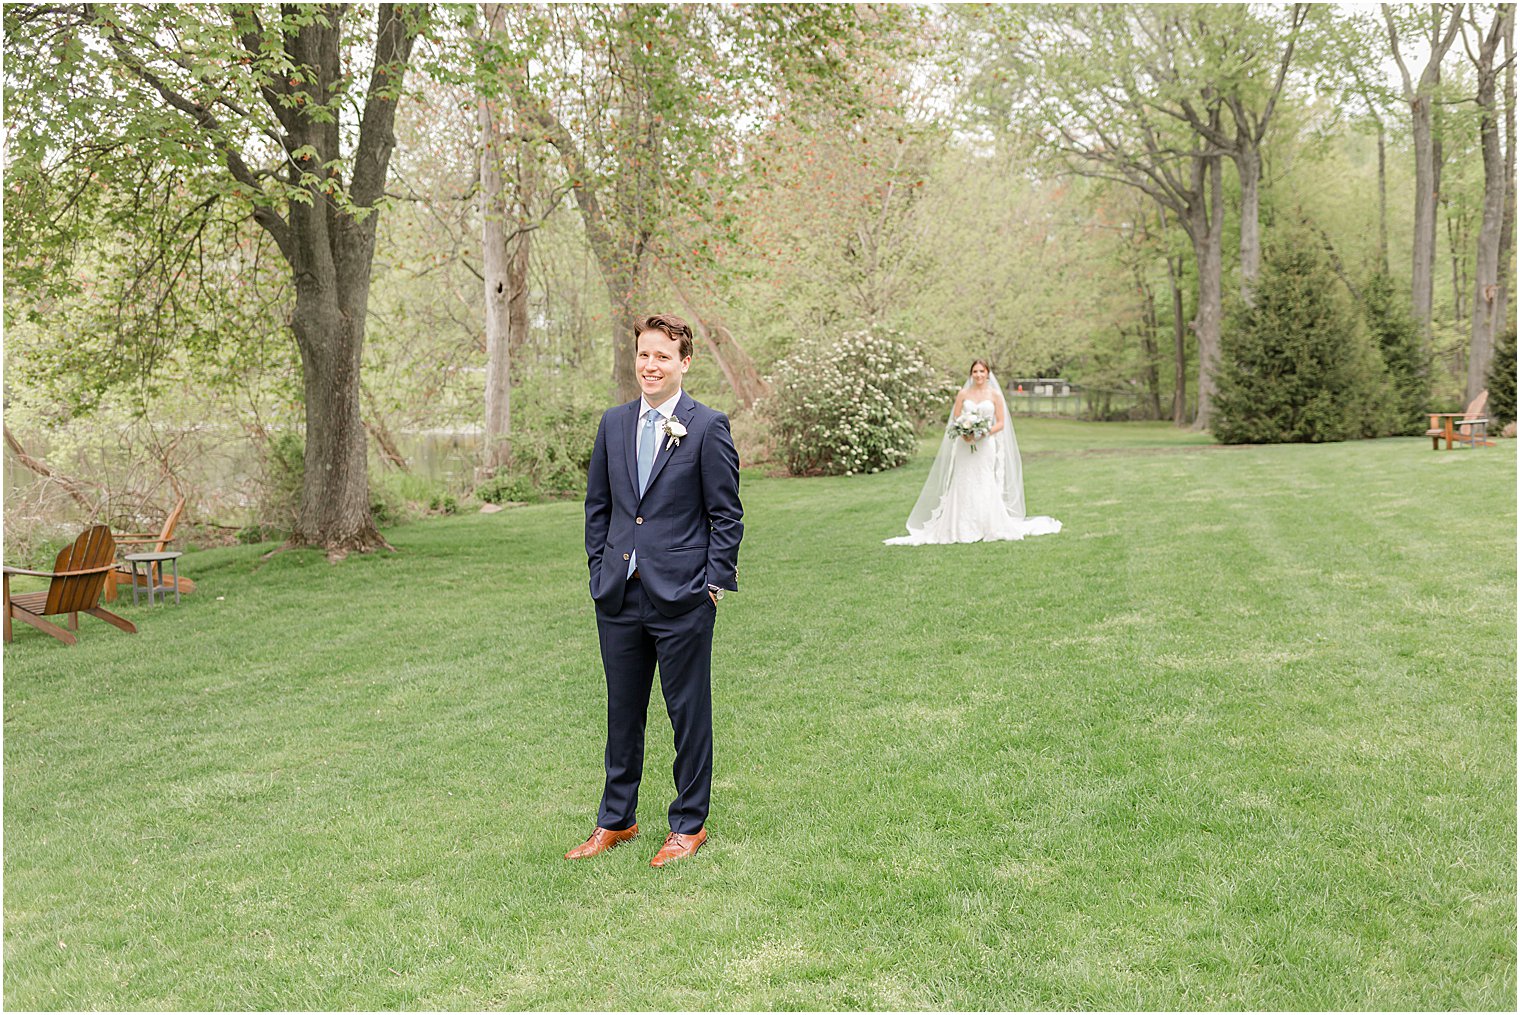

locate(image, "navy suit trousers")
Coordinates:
595 577 716 835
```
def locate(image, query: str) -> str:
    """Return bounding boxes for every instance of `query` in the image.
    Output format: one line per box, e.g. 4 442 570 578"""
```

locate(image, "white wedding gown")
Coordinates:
885 399 1061 545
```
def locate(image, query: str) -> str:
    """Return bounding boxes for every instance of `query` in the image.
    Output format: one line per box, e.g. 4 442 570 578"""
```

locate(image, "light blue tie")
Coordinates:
638 408 660 494
630 408 660 578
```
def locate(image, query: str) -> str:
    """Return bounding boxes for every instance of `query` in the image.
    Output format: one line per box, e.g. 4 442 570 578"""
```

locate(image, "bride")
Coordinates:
885 360 1061 545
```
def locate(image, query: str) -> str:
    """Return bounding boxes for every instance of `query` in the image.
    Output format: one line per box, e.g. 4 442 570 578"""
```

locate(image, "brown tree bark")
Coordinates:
1378 120 1391 275
1170 255 1189 426
665 268 771 409
1468 4 1514 399
1190 149 1226 430
1498 18 1516 337
1235 142 1264 301
479 3 514 475
506 157 534 385
1386 4 1464 347
530 116 652 405
285 8 415 555
1139 281 1165 420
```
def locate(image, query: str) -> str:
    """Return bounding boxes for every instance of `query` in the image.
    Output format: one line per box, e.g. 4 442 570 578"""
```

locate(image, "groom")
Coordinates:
568 313 743 868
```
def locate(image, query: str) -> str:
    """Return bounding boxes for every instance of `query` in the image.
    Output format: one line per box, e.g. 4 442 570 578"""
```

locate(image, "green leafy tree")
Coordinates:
971 4 1230 429
5 3 426 553
1361 272 1430 434
1488 326 1517 427
1214 236 1391 443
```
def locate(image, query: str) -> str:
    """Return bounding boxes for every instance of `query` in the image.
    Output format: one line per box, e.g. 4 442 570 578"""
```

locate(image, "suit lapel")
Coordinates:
640 391 696 501
622 400 641 500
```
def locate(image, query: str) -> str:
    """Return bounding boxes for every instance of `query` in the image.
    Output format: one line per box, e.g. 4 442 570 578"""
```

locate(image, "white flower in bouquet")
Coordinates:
948 409 994 451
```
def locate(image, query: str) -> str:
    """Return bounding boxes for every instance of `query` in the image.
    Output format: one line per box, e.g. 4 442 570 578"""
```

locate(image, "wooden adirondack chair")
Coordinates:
104 497 196 603
4 525 137 646
1425 390 1494 450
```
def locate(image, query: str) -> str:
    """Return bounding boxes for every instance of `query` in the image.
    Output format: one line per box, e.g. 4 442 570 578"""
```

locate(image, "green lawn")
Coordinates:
4 420 1515 1010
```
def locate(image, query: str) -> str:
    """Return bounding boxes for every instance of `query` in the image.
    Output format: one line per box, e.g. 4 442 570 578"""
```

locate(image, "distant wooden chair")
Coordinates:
1425 390 1494 450
4 525 137 646
104 497 196 603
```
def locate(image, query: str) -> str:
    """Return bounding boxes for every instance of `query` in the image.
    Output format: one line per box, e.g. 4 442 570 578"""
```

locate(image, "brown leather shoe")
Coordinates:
564 824 638 859
649 828 707 868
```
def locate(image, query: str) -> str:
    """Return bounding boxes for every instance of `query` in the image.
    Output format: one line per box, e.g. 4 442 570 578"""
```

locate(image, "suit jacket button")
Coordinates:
636 516 644 524
622 553 630 560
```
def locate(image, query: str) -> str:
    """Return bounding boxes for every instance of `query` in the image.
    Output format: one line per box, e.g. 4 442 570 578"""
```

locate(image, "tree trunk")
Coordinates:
1170 257 1189 426
709 323 770 407
1449 206 1467 327
666 268 771 408
290 282 385 554
280 7 414 556
362 419 410 472
529 107 649 403
1411 94 1438 345
1190 152 1225 431
1499 19 1516 339
507 172 533 386
1237 141 1262 304
608 271 638 407
479 77 513 475
1140 282 1164 420
607 266 644 404
1468 6 1511 401
1387 5 1462 349
1377 120 1390 275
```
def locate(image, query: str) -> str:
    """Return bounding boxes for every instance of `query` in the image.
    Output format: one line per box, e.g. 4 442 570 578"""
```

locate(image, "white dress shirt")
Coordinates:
636 390 684 462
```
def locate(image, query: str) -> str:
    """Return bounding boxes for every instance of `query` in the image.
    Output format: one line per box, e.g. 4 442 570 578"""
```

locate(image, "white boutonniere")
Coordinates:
662 417 687 451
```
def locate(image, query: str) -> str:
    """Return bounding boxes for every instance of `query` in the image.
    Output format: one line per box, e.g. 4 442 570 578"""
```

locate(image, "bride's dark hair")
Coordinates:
969 358 991 375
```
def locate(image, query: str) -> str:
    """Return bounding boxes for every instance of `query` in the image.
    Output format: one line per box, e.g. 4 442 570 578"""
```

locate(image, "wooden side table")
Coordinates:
123 551 184 606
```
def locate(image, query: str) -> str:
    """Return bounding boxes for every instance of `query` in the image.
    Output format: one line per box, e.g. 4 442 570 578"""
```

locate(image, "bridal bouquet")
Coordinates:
948 409 993 451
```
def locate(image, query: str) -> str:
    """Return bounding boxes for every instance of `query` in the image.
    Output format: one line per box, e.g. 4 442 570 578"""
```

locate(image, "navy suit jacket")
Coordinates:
585 392 743 617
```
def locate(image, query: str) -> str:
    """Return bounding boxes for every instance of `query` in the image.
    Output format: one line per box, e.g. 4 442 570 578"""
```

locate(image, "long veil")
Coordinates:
898 371 1027 536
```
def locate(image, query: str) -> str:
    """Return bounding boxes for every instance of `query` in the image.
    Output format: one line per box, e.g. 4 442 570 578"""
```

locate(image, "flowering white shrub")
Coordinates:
760 329 944 476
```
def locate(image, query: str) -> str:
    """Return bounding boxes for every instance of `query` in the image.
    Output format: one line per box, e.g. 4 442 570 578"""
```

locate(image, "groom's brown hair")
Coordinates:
637 313 695 360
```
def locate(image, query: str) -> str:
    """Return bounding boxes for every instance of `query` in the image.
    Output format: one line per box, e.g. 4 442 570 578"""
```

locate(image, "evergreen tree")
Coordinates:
1361 273 1430 435
1488 327 1517 427
1214 237 1389 443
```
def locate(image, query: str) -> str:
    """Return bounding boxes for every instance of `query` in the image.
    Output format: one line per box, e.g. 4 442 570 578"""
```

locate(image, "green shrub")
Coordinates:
1487 326 1517 428
370 483 404 527
515 405 600 492
4 527 73 572
236 523 281 545
475 472 537 505
1361 273 1429 435
1214 237 1392 444
761 328 943 476
259 431 305 528
474 406 600 503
